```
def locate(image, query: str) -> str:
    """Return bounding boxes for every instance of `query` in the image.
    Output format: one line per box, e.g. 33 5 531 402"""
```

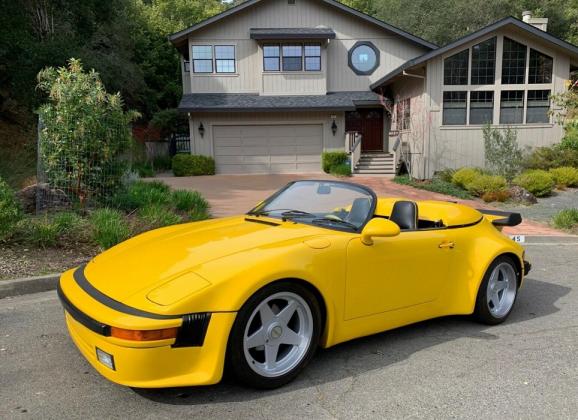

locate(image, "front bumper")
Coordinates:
58 269 237 388
524 260 532 276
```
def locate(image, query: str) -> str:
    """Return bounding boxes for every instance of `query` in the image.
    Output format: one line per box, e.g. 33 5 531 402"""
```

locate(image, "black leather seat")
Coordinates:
347 197 371 226
390 200 418 230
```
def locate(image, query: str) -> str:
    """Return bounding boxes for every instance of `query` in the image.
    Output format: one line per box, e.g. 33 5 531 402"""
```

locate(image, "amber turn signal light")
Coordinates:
110 326 179 341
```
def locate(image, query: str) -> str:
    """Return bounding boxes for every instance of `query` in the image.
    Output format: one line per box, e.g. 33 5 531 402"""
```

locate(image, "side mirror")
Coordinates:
361 218 400 245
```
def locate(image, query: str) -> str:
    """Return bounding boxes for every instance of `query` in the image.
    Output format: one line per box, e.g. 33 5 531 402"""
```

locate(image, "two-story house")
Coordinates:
169 0 578 178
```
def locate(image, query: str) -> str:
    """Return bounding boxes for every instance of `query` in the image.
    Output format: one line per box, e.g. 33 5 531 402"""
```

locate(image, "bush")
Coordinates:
172 190 209 212
90 208 131 249
394 175 472 199
0 177 22 241
513 170 555 197
322 151 348 173
523 145 578 170
330 163 352 177
22 217 59 248
451 167 481 189
482 190 511 203
138 204 182 229
483 124 523 179
549 167 578 188
465 174 507 197
435 168 456 183
172 154 215 176
152 155 172 171
552 208 578 229
132 162 155 178
111 180 171 211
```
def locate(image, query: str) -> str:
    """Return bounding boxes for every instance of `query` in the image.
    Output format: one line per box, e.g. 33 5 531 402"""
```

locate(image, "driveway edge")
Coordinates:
0 274 60 299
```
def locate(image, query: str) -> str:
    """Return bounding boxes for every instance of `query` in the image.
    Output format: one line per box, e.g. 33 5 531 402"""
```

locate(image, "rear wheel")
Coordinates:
227 282 321 389
474 255 519 325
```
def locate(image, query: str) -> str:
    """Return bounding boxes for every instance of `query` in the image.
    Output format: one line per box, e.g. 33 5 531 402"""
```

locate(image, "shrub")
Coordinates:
189 207 210 222
483 124 523 179
465 174 507 197
172 190 209 213
482 190 511 203
52 211 83 233
513 170 555 197
322 151 348 173
132 162 155 178
111 180 171 211
0 177 22 241
330 163 352 177
152 155 172 171
23 217 59 248
552 208 578 229
451 167 481 189
90 208 131 249
435 168 456 183
172 154 215 176
138 205 182 229
523 145 578 170
549 167 578 188
394 175 472 199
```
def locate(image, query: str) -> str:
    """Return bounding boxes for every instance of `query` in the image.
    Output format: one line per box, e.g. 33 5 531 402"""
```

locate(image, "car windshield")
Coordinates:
248 180 375 231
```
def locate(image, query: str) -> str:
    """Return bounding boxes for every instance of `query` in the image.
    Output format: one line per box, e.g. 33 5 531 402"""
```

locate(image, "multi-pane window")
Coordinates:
526 90 550 123
263 45 280 71
444 49 469 85
304 44 321 71
471 37 496 85
469 91 494 124
396 98 411 130
501 37 527 84
443 91 467 125
192 45 213 73
215 46 235 73
500 91 525 124
282 45 303 71
529 49 553 84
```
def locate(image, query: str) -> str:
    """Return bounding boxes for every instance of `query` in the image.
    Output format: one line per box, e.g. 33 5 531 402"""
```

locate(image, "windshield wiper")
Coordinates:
311 217 358 230
248 208 315 218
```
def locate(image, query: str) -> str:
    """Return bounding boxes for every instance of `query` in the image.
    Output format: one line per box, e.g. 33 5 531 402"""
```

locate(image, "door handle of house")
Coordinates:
438 241 455 249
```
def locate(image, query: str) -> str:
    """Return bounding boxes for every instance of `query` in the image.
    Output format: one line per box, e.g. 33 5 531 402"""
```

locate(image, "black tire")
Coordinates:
473 255 519 325
227 281 322 389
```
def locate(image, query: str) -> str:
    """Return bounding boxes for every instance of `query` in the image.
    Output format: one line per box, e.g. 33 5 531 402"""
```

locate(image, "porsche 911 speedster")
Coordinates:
58 180 530 389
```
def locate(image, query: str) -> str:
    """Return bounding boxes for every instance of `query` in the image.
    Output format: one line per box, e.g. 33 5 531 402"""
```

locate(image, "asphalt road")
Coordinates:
1 243 577 419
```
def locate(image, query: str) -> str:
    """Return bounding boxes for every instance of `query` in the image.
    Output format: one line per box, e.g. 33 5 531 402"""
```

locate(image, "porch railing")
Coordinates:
346 131 362 173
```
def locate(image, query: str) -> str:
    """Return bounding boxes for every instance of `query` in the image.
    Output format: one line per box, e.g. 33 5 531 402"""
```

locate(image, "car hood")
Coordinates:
83 216 324 306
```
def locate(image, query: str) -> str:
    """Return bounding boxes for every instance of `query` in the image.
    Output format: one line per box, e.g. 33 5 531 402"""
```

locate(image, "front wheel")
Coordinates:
227 282 322 389
473 255 519 325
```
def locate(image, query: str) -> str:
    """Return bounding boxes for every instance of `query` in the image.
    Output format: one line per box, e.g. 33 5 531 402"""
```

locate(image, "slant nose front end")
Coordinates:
58 265 236 388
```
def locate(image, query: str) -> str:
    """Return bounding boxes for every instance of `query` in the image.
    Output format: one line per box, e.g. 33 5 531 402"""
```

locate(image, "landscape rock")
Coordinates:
16 183 71 213
508 185 537 205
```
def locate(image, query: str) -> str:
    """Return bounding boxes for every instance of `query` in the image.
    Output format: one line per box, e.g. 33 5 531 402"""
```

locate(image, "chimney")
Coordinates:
522 11 548 32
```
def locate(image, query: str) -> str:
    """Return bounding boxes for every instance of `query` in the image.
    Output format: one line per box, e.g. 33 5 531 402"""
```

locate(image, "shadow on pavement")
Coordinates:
132 277 570 405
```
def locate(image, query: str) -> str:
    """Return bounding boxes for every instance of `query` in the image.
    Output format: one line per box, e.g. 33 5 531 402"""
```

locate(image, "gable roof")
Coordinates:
169 0 437 50
370 16 578 90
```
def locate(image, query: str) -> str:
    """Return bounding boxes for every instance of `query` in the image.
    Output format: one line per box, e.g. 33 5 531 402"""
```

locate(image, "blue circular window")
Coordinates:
348 42 380 75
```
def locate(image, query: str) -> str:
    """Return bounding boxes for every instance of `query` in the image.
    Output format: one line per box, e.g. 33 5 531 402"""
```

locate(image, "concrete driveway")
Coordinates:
156 174 565 236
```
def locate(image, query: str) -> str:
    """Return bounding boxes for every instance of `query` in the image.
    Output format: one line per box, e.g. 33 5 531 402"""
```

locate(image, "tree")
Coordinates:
37 59 139 206
483 124 523 180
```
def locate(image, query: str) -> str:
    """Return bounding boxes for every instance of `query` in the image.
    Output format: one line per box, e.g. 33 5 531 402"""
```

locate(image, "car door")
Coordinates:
344 228 455 320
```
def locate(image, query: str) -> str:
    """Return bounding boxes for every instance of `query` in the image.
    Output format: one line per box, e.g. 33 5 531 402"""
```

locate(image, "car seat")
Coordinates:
390 200 418 230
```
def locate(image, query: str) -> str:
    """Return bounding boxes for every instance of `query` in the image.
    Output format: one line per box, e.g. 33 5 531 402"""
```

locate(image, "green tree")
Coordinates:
483 124 523 180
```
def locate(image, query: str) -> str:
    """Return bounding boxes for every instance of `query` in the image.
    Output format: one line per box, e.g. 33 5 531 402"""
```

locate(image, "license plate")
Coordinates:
509 235 525 243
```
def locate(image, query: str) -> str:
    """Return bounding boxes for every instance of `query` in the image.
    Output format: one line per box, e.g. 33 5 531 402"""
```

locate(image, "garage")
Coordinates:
212 124 323 174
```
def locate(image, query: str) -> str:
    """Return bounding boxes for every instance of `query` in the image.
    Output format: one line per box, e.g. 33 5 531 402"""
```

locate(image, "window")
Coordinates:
304 44 321 71
501 38 527 84
215 45 235 73
526 90 550 123
443 49 468 85
471 37 496 85
469 91 494 124
396 98 411 130
263 45 280 71
282 45 303 71
500 91 524 124
192 45 213 73
529 49 553 84
348 42 379 75
443 91 467 125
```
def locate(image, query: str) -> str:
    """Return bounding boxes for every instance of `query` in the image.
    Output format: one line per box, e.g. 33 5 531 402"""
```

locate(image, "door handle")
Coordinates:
438 241 455 249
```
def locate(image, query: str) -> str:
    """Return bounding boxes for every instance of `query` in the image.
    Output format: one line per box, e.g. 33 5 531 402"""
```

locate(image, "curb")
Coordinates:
0 274 60 299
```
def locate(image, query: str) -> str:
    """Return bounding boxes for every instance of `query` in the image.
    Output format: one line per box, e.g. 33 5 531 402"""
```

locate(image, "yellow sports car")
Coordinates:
58 180 530 389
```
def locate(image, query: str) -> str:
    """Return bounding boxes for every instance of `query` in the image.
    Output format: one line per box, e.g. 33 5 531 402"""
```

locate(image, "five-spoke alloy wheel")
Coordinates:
228 282 321 389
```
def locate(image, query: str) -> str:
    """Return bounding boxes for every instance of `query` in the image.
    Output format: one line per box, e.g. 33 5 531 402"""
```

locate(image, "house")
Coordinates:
169 0 578 178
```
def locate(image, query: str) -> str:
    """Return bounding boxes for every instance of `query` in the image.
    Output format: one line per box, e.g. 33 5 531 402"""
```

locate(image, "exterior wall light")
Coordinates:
331 116 337 136
198 122 205 137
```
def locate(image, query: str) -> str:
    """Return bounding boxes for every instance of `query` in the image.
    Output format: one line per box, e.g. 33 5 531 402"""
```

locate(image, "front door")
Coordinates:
344 230 453 320
345 109 384 151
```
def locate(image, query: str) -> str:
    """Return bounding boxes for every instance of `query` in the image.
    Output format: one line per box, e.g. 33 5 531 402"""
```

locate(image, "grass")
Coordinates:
138 204 183 229
172 190 209 212
394 175 473 199
552 208 578 230
111 180 172 211
90 208 132 249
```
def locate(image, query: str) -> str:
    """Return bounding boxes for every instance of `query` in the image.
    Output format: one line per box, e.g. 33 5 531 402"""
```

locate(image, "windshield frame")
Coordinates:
247 180 377 232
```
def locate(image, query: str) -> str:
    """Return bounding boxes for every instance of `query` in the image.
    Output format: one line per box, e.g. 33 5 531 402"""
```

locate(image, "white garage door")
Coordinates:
213 124 323 174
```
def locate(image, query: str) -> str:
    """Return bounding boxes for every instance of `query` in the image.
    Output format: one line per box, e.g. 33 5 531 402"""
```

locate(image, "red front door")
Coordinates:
345 109 384 151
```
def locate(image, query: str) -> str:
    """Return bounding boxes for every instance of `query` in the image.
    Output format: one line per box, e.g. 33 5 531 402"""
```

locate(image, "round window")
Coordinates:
348 42 379 75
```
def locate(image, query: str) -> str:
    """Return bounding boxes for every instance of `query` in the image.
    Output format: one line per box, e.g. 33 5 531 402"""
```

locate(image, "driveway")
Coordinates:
156 174 565 236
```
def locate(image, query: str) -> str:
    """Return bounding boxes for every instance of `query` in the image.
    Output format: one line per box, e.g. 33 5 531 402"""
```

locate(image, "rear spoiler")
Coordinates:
478 209 522 227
